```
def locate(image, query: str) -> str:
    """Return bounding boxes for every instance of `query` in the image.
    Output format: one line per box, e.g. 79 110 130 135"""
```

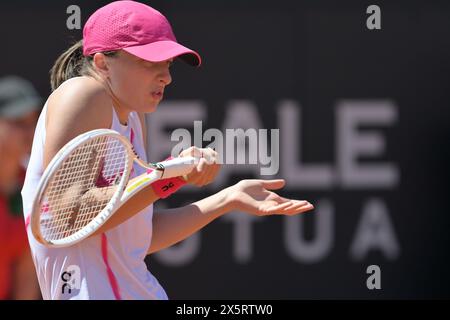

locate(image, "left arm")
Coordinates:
148 187 231 254
147 179 314 254
143 138 313 254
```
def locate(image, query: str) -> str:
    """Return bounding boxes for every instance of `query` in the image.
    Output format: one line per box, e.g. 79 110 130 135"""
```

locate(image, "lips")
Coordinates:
151 89 163 100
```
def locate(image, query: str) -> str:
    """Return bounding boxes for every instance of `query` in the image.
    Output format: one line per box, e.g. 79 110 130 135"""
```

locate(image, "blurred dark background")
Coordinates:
1 0 449 299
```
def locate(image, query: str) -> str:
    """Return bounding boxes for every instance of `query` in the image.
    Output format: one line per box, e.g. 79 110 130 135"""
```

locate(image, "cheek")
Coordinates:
110 68 134 96
110 67 152 104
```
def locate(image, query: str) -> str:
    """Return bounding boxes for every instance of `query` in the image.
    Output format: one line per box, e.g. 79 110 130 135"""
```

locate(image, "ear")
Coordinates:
92 53 110 77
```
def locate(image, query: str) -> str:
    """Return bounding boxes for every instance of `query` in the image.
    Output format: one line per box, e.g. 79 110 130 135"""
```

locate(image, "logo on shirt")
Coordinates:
61 265 81 294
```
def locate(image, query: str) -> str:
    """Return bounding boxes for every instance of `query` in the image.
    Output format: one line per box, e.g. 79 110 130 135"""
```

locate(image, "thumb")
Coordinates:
196 157 208 172
259 179 286 190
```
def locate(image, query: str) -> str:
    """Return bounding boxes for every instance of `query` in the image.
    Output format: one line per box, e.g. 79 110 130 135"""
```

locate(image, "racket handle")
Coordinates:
159 156 197 179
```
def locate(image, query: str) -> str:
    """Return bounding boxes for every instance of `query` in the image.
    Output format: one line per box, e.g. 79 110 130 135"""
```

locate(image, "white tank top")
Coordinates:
21 93 168 300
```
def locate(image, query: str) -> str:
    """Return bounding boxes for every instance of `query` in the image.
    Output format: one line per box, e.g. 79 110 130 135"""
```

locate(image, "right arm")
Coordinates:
43 77 160 235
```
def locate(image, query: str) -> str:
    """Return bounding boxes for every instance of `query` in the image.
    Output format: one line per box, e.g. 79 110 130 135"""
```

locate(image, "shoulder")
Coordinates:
47 76 112 128
44 76 113 167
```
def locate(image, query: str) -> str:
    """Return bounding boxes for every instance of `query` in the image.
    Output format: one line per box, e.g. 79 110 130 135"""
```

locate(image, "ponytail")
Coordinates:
49 40 89 91
50 40 118 91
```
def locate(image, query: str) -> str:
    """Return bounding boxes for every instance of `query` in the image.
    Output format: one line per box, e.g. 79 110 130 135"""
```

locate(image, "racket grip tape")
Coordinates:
158 156 196 179
148 156 189 199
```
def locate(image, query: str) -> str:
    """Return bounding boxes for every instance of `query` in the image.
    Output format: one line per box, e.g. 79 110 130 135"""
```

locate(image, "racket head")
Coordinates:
30 129 133 248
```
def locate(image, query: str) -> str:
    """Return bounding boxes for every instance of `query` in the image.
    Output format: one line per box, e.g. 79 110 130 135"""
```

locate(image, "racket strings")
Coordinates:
40 136 128 241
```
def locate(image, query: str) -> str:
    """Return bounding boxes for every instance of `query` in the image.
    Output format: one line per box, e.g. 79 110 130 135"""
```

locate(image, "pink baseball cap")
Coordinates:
82 1 201 67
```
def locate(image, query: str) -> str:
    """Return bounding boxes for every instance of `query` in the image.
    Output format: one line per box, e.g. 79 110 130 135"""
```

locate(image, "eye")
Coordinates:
142 60 154 68
167 60 174 68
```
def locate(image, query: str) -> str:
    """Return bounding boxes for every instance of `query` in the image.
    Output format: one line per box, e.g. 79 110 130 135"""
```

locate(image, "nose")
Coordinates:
159 67 172 86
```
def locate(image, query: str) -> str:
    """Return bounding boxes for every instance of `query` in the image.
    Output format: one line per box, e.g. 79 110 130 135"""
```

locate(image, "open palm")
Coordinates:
229 179 314 216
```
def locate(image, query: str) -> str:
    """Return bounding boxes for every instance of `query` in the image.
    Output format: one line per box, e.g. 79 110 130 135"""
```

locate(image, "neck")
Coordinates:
112 102 130 126
96 76 130 125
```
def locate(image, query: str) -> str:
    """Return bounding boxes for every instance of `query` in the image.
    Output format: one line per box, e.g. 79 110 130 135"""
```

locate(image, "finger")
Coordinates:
281 200 310 211
195 167 212 186
198 163 219 186
196 152 221 184
196 157 208 172
295 203 314 214
185 146 203 160
201 148 216 165
180 146 196 157
260 179 286 191
265 192 289 203
284 202 314 215
192 161 216 186
262 201 294 214
187 168 202 185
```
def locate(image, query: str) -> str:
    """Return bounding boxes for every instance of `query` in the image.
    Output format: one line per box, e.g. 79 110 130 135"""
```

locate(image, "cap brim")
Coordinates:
123 40 201 67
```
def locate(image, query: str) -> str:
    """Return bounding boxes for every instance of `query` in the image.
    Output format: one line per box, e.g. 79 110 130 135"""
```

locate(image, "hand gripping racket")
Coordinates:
30 129 197 248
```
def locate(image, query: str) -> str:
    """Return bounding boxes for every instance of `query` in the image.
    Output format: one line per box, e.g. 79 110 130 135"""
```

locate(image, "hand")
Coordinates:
227 179 314 216
178 146 221 187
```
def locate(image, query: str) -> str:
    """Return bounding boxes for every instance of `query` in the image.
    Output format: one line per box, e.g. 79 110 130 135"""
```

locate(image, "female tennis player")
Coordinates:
21 1 314 300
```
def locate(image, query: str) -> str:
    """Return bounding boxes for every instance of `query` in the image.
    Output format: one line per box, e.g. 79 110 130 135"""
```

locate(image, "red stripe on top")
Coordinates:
101 233 122 300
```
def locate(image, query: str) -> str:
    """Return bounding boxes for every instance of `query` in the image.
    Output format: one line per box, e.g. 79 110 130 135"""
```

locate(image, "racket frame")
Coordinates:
31 129 197 248
31 129 134 247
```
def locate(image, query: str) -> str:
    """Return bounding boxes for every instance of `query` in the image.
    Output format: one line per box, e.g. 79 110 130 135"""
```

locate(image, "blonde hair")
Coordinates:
49 40 117 91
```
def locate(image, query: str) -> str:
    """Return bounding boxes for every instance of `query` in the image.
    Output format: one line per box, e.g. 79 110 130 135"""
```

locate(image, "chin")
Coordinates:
144 103 158 113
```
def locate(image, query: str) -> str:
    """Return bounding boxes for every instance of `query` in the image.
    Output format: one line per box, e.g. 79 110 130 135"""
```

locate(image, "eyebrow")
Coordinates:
139 58 174 64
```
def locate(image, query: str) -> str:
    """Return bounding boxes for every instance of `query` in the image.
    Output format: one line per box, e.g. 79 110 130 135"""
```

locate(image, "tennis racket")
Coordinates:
30 128 197 248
